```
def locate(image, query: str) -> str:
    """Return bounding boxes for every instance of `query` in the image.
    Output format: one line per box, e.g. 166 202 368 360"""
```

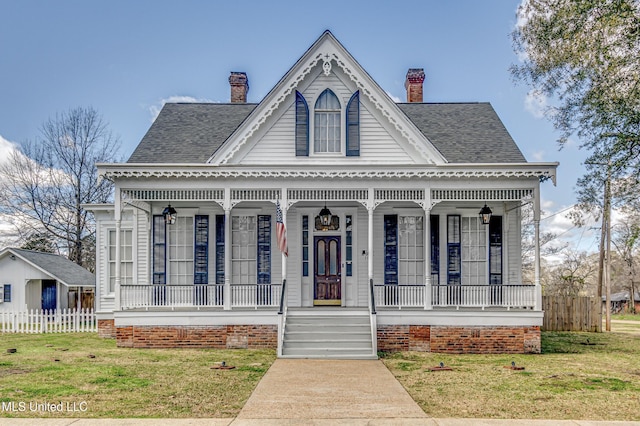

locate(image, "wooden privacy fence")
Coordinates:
542 296 602 332
0 309 96 333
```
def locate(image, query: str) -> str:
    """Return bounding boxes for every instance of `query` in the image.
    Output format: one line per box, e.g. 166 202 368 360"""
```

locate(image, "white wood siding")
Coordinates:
284 206 301 306
135 210 149 286
507 209 524 284
355 205 369 305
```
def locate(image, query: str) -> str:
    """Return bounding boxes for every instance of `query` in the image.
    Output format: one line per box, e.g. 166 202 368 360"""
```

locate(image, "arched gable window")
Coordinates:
314 89 341 153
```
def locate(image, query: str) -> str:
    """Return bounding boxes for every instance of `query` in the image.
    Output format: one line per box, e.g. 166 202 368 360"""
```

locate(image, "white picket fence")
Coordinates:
0 309 96 333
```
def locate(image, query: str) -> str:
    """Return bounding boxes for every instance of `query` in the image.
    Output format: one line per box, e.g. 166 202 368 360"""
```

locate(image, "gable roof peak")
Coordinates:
209 30 446 165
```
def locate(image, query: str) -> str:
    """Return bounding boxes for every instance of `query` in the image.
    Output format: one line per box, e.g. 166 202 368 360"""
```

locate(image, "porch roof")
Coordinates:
126 102 526 165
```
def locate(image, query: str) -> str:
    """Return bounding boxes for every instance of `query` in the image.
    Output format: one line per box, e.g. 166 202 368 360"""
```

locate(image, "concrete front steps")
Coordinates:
281 308 377 359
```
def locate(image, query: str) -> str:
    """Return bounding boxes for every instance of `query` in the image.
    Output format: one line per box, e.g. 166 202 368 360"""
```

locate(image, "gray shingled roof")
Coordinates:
128 103 257 163
397 103 526 163
8 248 95 287
127 102 526 164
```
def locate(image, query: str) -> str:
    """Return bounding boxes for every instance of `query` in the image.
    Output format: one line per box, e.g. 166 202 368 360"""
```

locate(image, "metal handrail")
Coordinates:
278 279 287 315
369 278 376 315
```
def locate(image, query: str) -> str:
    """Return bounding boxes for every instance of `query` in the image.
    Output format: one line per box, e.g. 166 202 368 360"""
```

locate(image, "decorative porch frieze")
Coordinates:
431 188 534 202
122 189 225 202
101 165 557 182
231 189 281 202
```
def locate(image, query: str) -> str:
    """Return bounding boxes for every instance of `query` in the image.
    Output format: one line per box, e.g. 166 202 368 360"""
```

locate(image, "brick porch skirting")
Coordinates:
99 322 540 354
112 324 277 349
377 325 541 354
97 319 116 339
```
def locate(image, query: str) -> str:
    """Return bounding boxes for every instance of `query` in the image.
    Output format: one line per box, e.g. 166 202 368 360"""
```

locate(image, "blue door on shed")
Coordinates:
41 280 57 310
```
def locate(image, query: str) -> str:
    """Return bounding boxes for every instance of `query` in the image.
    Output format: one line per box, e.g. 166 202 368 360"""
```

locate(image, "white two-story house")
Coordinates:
90 31 557 357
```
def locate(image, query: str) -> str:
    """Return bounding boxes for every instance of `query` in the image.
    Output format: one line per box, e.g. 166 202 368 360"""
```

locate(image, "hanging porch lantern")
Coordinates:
318 204 333 227
162 204 177 225
479 204 492 225
315 203 340 231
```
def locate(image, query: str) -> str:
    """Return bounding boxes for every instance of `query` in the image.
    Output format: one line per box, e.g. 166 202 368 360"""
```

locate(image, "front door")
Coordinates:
314 236 341 305
41 280 57 311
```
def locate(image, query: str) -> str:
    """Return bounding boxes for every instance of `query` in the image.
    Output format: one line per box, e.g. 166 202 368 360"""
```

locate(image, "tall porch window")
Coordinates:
108 228 133 293
232 216 257 284
446 214 503 286
168 217 194 285
461 216 487 285
152 214 209 285
231 214 272 285
385 214 437 286
398 216 424 285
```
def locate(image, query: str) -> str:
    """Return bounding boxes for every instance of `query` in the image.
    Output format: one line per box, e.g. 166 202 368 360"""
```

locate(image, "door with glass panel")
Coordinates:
314 236 341 305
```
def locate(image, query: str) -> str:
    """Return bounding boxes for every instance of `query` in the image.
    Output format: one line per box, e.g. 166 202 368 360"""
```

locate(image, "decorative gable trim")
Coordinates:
208 31 446 166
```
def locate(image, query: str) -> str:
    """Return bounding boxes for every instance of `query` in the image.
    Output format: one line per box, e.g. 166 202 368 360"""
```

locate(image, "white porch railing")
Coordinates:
120 284 282 310
375 284 536 309
0 309 96 333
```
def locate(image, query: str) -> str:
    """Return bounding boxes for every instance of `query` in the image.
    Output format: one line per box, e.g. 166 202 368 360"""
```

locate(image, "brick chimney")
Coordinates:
404 68 425 103
229 71 249 103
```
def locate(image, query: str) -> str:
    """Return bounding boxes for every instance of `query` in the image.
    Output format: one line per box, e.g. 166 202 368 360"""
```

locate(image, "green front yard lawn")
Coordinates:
2 331 640 420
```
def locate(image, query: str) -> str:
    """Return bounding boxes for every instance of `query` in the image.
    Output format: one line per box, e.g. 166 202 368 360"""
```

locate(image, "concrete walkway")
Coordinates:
236 359 427 421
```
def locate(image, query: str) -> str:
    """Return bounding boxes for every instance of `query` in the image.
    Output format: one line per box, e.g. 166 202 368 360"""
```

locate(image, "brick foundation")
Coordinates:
115 325 277 349
377 325 540 354
97 319 116 339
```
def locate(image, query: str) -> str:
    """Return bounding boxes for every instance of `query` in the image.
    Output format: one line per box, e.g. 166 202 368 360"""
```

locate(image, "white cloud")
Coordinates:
540 198 556 212
149 96 216 122
0 134 20 247
0 134 19 166
386 91 402 103
545 210 574 236
524 90 547 119
531 150 545 161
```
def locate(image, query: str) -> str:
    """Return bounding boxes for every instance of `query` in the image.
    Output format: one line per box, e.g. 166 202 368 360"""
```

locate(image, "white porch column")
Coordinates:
114 187 122 311
281 189 288 283
423 203 432 310
367 189 374 283
533 185 542 311
223 188 232 310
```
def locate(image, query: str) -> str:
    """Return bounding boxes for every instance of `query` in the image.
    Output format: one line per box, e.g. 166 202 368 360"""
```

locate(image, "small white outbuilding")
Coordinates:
0 248 95 312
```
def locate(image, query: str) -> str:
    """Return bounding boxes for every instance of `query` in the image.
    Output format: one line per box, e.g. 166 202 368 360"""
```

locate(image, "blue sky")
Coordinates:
0 0 597 252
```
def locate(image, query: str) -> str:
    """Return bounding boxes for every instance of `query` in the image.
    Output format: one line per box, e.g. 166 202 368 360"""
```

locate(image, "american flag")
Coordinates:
276 201 288 256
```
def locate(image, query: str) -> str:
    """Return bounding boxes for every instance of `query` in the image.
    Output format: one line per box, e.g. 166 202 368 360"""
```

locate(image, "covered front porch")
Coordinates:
104 175 547 314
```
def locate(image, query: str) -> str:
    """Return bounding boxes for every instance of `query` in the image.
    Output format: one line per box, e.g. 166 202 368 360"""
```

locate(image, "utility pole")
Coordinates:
588 159 612 332
604 164 612 332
